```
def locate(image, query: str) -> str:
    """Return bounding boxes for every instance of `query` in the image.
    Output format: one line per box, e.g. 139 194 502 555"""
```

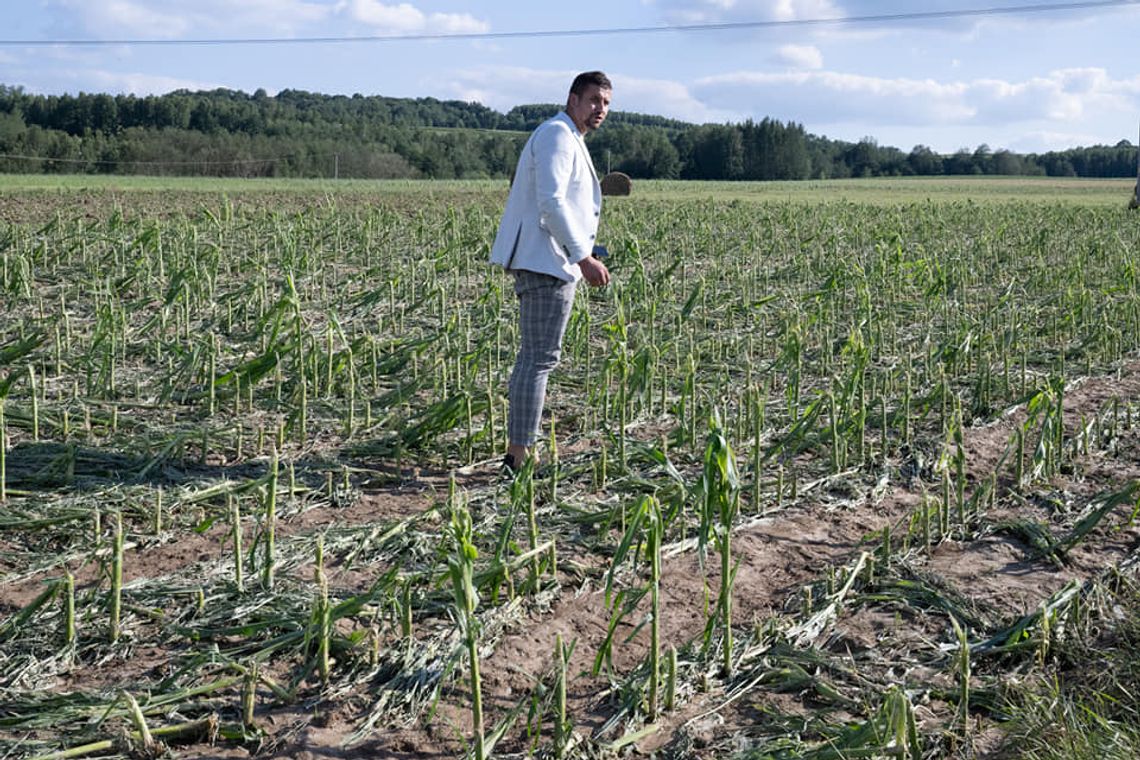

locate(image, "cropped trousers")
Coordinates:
507 270 577 447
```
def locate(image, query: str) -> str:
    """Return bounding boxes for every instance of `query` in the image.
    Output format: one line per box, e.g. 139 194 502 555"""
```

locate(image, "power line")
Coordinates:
0 0 1135 47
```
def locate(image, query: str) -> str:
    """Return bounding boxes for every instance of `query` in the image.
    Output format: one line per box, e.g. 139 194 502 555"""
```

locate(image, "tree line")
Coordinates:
0 85 1135 181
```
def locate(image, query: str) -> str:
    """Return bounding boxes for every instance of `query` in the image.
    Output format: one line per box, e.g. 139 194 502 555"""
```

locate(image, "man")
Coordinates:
489 71 613 471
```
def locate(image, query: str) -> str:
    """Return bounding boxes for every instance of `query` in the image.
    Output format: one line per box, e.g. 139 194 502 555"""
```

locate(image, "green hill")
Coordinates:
0 84 1134 180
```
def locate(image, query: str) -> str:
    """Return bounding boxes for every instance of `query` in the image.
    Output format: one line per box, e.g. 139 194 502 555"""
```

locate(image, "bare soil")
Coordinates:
7 361 1140 759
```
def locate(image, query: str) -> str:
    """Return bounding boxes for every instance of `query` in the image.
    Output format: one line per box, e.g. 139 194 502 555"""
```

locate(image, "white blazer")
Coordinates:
489 111 602 282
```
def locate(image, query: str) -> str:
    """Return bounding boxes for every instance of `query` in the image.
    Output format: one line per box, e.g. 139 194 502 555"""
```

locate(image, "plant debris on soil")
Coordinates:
2 188 1140 760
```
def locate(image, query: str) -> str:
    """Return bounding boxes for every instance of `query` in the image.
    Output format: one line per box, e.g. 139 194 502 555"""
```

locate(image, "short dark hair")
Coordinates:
569 71 612 96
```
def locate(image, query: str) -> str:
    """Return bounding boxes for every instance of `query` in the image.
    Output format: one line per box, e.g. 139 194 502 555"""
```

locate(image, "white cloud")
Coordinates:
1008 129 1107 152
16 66 222 96
430 63 1140 150
43 0 493 39
47 0 336 37
613 73 731 123
695 70 967 124
226 0 332 30
343 1 423 30
648 0 842 24
1055 67 1107 95
435 66 575 112
693 67 1140 131
341 0 489 34
49 0 191 38
434 66 728 124
82 70 224 95
770 0 841 22
648 0 1140 48
773 44 822 69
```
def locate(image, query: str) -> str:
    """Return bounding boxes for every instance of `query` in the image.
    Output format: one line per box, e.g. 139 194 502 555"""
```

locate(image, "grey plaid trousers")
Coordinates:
508 270 578 447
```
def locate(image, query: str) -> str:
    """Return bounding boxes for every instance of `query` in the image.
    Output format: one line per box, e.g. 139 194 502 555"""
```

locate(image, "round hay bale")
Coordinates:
601 171 633 196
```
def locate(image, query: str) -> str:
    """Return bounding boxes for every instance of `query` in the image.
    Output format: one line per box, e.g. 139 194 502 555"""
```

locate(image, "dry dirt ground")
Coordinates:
6 360 1140 759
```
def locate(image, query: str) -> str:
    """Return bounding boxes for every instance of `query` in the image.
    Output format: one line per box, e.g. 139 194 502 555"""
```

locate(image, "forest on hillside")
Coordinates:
0 85 1136 180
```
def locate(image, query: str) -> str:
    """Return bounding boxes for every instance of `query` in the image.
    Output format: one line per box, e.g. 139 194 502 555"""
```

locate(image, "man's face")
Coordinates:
567 84 611 134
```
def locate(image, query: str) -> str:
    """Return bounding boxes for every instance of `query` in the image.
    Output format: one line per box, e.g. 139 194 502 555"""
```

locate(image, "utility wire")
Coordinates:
0 0 1136 47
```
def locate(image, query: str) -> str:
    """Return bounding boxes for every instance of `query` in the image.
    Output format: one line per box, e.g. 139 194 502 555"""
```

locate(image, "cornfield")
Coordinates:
2 178 1140 759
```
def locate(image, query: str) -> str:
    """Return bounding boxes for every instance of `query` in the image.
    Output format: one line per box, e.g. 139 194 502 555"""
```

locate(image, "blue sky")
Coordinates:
1 0 1139 154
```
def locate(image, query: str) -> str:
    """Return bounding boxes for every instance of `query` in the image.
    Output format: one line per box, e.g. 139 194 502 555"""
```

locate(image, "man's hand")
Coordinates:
579 254 610 287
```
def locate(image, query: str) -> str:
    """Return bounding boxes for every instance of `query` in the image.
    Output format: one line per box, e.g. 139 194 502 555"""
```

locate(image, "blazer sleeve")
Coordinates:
531 121 592 265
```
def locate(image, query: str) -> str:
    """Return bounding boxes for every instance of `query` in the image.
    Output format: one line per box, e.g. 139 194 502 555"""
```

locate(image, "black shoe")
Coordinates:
502 454 538 477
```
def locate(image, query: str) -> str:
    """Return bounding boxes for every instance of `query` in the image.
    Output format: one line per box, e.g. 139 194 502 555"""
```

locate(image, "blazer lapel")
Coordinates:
559 112 598 185
577 133 599 185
